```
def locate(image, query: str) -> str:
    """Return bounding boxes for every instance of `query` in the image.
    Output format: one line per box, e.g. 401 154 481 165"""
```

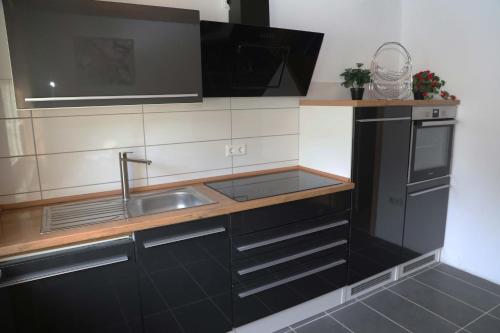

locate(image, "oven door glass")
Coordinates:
410 121 454 183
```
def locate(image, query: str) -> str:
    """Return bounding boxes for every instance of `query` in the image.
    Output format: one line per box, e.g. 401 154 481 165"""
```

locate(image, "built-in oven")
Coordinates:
409 106 457 184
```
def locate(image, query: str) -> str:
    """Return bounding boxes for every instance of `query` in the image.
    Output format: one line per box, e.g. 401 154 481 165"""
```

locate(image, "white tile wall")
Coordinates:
148 169 233 186
0 118 36 157
41 179 148 200
0 95 303 204
0 156 40 195
144 110 231 145
232 135 299 167
32 105 142 117
230 97 299 109
232 108 299 138
147 140 232 178
33 114 145 154
37 147 147 190
143 98 230 113
0 192 42 205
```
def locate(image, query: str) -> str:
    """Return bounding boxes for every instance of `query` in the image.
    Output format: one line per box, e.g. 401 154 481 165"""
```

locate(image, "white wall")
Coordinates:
402 0 500 284
270 0 402 83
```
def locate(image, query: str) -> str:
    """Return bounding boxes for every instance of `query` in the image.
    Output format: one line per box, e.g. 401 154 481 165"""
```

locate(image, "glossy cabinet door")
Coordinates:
3 0 202 108
135 216 232 333
403 177 450 259
0 237 142 333
349 107 412 284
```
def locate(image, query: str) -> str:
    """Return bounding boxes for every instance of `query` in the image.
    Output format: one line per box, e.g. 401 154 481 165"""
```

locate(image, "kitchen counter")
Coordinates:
0 166 354 259
300 99 461 107
300 82 460 107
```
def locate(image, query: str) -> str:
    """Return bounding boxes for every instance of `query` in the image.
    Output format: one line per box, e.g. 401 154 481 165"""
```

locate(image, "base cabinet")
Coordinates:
230 193 351 326
134 216 232 333
0 237 142 333
403 177 450 257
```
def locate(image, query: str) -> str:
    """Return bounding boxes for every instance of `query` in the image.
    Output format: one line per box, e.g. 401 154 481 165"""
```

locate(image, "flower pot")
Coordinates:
413 91 425 100
350 88 364 100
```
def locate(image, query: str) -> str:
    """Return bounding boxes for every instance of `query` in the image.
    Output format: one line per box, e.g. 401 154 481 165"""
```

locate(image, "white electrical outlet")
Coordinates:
225 144 234 157
225 144 247 156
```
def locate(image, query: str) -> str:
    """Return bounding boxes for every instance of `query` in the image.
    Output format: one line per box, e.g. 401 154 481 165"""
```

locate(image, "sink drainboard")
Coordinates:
42 198 126 233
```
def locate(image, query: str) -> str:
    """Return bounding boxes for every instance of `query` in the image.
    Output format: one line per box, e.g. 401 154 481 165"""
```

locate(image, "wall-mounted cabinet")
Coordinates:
2 0 202 109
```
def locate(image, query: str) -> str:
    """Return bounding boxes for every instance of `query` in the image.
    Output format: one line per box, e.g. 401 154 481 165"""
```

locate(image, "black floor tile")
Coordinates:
390 278 482 326
272 328 292 333
363 289 459 332
326 299 357 314
434 264 500 296
414 269 500 311
466 315 500 333
295 315 351 333
290 312 327 329
332 302 408 333
490 305 500 319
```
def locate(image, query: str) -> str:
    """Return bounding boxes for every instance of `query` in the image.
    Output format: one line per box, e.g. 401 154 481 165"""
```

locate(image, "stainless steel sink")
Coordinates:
42 187 215 233
126 187 215 218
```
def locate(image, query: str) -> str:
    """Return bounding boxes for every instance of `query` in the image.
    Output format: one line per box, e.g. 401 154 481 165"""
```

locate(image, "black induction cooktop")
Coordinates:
205 170 343 202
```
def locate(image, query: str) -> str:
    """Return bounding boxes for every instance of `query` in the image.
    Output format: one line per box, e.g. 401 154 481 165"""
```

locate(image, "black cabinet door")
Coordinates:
135 216 232 333
349 107 412 284
0 237 142 333
3 0 202 108
403 177 450 259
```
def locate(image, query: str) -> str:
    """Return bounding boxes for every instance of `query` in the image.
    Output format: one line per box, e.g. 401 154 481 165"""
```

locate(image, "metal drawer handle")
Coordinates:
356 117 411 123
237 259 346 299
25 94 199 102
421 120 457 127
0 255 129 289
237 220 348 252
143 227 226 249
237 240 347 276
410 185 450 197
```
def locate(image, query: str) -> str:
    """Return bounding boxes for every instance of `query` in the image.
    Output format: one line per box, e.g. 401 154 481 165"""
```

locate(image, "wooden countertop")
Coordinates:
0 166 354 260
299 99 461 107
299 82 460 107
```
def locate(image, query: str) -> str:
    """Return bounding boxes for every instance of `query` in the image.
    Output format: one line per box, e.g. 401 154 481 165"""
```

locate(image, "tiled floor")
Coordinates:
275 263 500 333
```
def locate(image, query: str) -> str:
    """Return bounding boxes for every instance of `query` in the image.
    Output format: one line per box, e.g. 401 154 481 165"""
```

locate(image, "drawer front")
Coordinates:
233 240 347 284
231 212 349 262
232 256 347 326
230 192 349 236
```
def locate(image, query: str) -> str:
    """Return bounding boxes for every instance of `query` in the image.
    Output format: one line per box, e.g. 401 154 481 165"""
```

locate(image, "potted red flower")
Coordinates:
412 70 445 100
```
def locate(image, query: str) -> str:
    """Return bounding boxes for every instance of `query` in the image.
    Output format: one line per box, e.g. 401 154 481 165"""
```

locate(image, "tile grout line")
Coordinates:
289 313 329 330
29 110 44 198
327 300 360 315
386 286 461 330
140 104 150 185
431 267 500 298
229 97 234 176
410 277 489 313
455 303 500 333
328 314 355 333
359 300 413 333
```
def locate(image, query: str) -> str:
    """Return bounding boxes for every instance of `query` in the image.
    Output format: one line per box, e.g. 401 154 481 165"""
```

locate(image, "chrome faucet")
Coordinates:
119 152 152 201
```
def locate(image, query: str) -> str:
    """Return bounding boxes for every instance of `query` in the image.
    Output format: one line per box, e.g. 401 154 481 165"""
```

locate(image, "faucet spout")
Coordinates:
119 152 152 201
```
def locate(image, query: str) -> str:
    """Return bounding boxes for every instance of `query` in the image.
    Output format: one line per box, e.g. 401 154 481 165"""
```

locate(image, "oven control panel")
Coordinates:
412 106 457 120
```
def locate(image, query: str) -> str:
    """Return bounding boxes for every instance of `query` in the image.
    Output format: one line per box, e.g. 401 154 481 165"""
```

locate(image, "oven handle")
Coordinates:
410 185 450 197
421 120 457 127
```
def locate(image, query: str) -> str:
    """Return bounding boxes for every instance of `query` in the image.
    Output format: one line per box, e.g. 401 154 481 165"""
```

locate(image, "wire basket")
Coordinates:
369 42 413 99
